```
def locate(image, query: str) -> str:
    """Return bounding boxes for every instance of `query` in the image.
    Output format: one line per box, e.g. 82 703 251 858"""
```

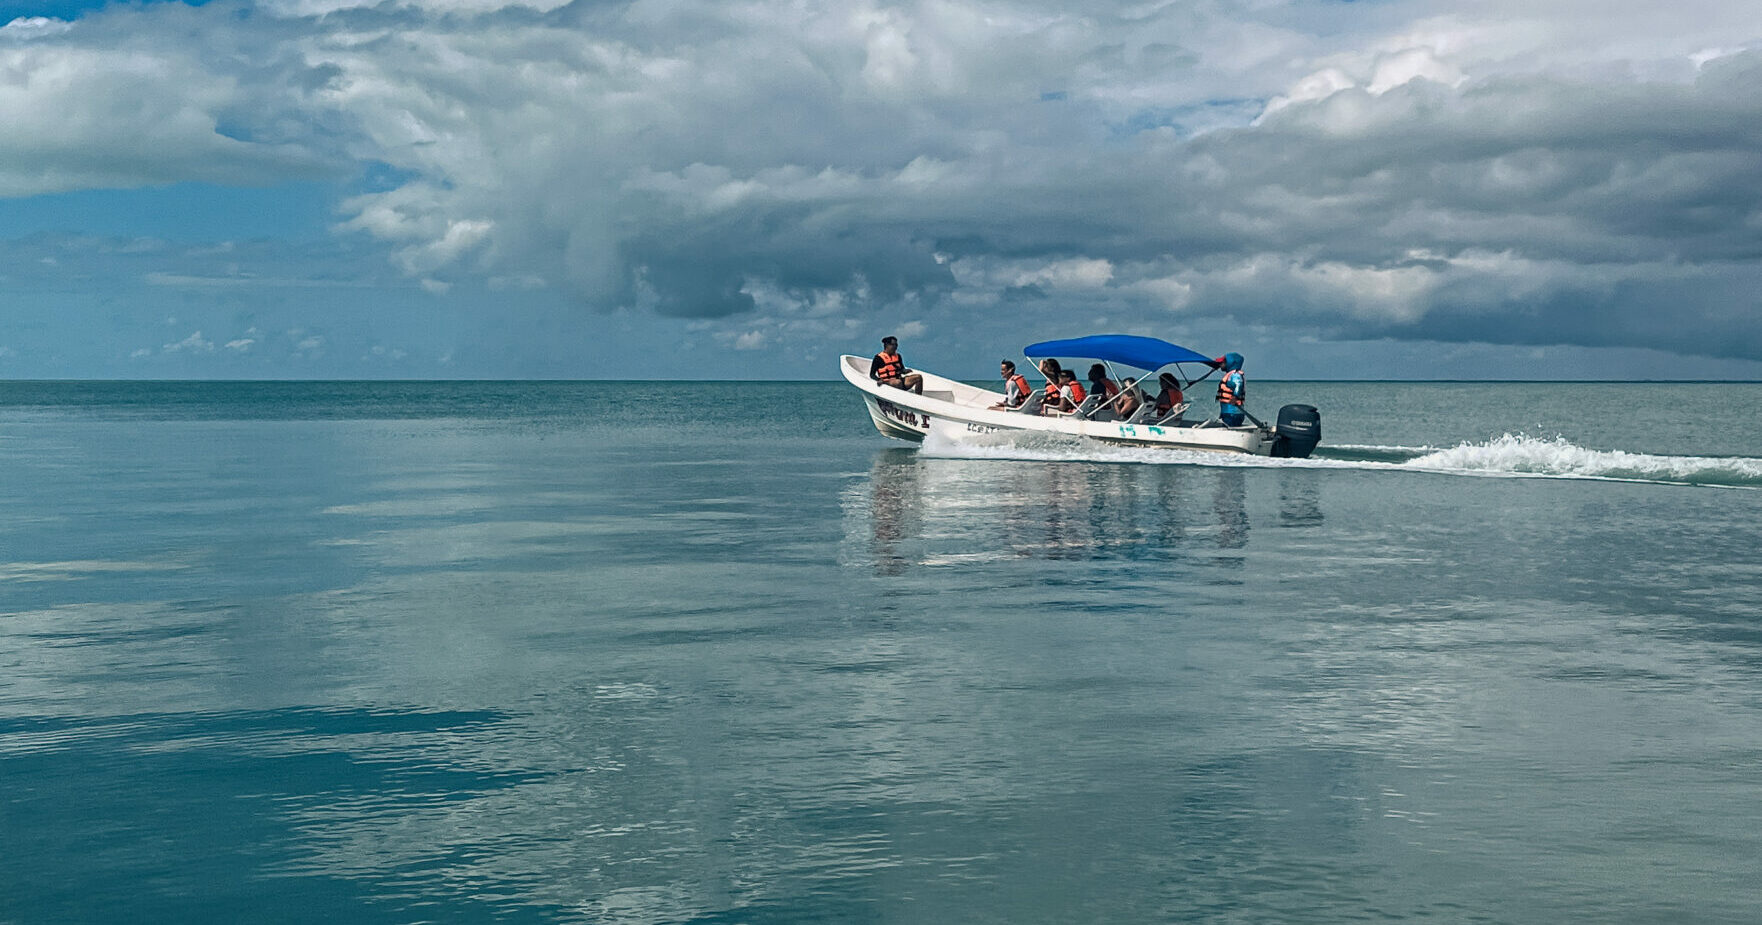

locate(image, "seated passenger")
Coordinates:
1052 369 1087 414
869 335 924 394
1087 364 1120 410
1112 378 1143 420
1037 359 1064 411
988 360 1033 410
1085 362 1113 398
1154 373 1185 418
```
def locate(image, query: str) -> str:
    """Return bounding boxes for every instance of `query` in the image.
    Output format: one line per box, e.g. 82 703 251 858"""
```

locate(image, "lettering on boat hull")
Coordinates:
877 398 929 429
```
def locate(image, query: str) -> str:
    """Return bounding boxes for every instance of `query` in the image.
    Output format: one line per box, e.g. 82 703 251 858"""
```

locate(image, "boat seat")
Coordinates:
1125 401 1159 425
1011 393 1046 415
1151 402 1190 426
1071 395 1103 420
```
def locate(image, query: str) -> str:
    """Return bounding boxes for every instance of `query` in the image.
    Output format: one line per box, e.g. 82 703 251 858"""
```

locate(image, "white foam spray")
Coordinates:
1404 434 1762 486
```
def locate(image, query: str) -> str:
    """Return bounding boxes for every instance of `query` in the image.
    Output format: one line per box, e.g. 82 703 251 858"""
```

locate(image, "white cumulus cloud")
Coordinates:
163 330 213 353
3 0 1762 362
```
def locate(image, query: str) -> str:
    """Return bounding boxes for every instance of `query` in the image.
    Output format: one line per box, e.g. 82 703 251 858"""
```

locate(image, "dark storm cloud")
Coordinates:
572 45 1762 360
1163 52 1762 358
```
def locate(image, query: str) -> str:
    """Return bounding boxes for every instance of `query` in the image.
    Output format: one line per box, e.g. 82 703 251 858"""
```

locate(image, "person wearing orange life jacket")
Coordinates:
1086 364 1120 411
1213 352 1246 426
1053 370 1087 413
1036 359 1064 413
869 335 924 394
988 359 1033 409
1154 372 1185 417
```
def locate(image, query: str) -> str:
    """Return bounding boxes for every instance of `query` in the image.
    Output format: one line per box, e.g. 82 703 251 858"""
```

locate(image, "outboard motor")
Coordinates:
1271 404 1321 458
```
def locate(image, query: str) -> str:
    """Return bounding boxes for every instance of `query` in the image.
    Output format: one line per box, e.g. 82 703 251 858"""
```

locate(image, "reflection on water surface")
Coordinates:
6 386 1762 924
847 450 1306 574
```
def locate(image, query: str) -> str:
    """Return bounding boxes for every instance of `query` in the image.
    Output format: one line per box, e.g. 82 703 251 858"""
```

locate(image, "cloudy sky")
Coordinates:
2 0 1760 379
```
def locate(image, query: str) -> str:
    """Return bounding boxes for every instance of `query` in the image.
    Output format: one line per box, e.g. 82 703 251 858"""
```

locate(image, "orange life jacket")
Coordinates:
874 351 904 380
1066 382 1087 403
1005 374 1030 403
1157 386 1183 412
1217 370 1244 406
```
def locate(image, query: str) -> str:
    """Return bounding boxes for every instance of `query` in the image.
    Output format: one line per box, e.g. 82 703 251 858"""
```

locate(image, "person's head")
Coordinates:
1061 370 1077 382
1039 358 1061 377
1159 373 1178 389
1088 364 1108 381
1000 360 1016 376
1222 352 1243 372
881 335 898 351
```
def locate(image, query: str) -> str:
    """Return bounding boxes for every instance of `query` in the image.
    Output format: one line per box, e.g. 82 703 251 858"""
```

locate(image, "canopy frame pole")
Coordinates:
1022 355 1064 416
1099 361 1137 417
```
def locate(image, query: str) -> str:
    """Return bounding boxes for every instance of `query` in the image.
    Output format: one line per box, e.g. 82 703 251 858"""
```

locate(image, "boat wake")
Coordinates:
918 431 1762 489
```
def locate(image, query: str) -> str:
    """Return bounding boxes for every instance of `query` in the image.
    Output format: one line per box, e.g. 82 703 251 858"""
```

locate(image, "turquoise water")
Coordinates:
3 381 1761 923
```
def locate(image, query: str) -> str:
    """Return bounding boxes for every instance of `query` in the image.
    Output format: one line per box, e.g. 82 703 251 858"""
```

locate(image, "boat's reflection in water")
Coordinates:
846 449 1323 575
1214 467 1248 551
1278 469 1324 529
864 450 924 576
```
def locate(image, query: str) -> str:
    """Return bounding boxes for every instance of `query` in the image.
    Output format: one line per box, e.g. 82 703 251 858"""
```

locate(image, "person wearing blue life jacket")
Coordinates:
1213 352 1246 426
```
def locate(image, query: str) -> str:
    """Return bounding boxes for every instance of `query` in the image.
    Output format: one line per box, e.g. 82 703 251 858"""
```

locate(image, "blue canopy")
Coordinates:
1023 335 1216 371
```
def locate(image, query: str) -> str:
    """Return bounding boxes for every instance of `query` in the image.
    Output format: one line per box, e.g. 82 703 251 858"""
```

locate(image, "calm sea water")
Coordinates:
3 380 1761 923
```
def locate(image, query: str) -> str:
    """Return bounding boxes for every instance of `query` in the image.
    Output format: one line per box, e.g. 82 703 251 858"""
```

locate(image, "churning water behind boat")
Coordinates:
921 429 1762 488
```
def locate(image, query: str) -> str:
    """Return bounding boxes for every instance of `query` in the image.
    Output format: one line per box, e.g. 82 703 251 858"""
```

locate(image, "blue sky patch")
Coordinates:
1 0 212 21
0 182 338 242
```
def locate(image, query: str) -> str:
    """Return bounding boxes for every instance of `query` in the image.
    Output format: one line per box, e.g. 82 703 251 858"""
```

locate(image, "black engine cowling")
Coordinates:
1271 404 1321 458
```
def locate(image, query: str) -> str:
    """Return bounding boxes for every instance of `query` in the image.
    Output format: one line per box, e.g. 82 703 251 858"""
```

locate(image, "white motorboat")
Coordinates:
840 334 1321 457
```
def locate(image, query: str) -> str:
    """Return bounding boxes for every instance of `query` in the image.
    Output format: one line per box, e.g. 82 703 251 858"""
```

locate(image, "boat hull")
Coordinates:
861 392 931 442
839 355 1282 455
